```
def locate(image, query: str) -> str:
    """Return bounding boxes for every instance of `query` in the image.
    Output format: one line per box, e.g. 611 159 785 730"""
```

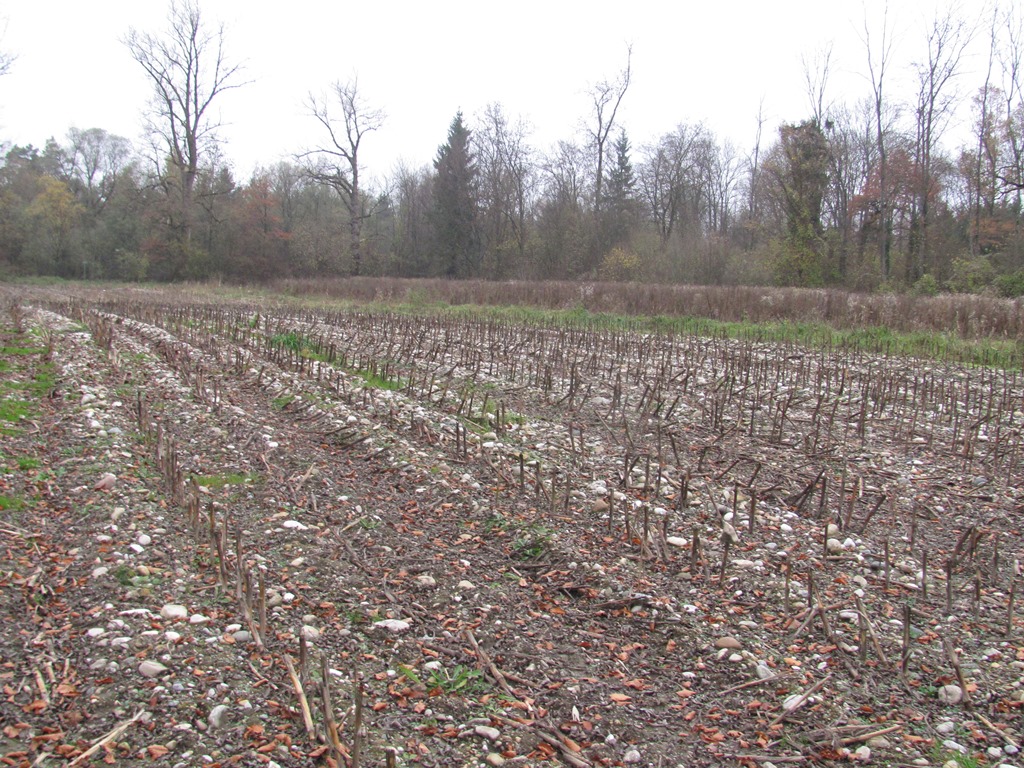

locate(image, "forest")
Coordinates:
2 1 1024 296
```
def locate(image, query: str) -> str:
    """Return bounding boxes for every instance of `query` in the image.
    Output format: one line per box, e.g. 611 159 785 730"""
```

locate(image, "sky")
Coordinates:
0 0 999 186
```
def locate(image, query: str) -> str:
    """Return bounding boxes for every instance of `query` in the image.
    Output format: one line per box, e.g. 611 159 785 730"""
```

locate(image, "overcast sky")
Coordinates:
0 0 999 185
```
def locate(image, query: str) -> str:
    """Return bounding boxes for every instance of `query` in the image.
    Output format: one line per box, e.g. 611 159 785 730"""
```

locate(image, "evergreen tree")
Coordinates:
600 129 639 250
431 112 480 277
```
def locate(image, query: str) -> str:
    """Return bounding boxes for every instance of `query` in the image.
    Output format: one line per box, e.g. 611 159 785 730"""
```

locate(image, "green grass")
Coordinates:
0 494 26 512
271 394 296 410
343 301 1023 370
192 472 258 489
270 332 330 362
16 457 41 471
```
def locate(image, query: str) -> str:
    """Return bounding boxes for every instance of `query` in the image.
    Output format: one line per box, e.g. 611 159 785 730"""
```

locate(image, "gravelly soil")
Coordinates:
0 284 1022 768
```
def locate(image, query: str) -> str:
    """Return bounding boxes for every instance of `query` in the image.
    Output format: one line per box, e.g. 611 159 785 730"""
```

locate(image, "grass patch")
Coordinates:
0 494 26 512
192 472 259 489
16 457 41 471
270 331 330 362
272 394 296 410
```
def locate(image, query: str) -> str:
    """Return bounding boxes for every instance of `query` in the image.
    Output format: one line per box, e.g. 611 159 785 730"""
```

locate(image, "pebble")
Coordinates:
485 754 506 767
457 580 475 590
189 614 211 624
623 748 642 763
935 721 956 735
137 533 152 546
714 636 742 650
300 625 320 642
139 660 169 678
853 745 871 762
666 536 688 548
942 740 967 754
938 684 963 705
473 725 500 741
232 630 251 644
827 538 843 554
92 566 109 578
86 627 105 638
161 604 189 621
415 574 437 588
208 704 230 730
374 619 410 633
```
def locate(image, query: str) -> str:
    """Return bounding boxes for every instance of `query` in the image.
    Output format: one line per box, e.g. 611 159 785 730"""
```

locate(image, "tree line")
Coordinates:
2 1 1024 296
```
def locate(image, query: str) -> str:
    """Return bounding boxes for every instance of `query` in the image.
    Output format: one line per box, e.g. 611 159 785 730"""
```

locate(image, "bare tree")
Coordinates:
303 77 385 276
587 46 632 211
861 2 898 279
802 44 835 127
124 0 245 249
996 6 1024 202
908 8 972 281
476 103 534 272
64 128 134 215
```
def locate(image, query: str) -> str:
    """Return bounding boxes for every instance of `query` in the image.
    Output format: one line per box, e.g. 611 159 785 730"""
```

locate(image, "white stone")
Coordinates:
139 660 168 678
189 613 211 624
853 745 871 762
136 533 152 546
666 536 688 548
623 749 642 763
281 520 308 530
300 625 320 642
86 627 105 638
474 725 500 741
942 740 967 753
415 573 437 588
938 684 963 705
457 580 475 590
165 631 181 642
374 619 410 633
208 704 230 730
92 566 109 578
935 721 956 735
827 538 843 554
160 604 188 621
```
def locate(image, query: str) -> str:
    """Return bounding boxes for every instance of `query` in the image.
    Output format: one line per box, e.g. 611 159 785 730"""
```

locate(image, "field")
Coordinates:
0 282 1022 768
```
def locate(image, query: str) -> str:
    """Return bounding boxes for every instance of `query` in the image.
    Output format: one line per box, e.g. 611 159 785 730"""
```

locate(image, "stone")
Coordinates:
232 630 252 644
415 573 437 588
189 613 211 624
485 754 506 767
94 473 117 491
300 625 320 642
92 566 109 578
139 660 168 678
714 636 742 650
935 721 956 735
374 619 410 633
827 538 843 554
623 749 642 763
137 533 152 546
937 684 963 705
160 604 188 621
474 725 500 741
942 740 967 754
666 536 688 548
457 580 475 590
208 704 230 730
853 745 871 762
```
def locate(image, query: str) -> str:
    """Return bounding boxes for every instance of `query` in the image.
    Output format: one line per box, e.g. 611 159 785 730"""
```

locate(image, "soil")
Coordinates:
0 284 1021 768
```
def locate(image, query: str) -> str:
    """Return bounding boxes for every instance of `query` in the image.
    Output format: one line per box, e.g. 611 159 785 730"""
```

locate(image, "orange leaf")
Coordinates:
147 745 170 758
609 693 631 703
562 736 581 753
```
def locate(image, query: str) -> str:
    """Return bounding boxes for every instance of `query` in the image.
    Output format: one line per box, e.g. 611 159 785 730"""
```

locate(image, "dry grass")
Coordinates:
271 277 1024 340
